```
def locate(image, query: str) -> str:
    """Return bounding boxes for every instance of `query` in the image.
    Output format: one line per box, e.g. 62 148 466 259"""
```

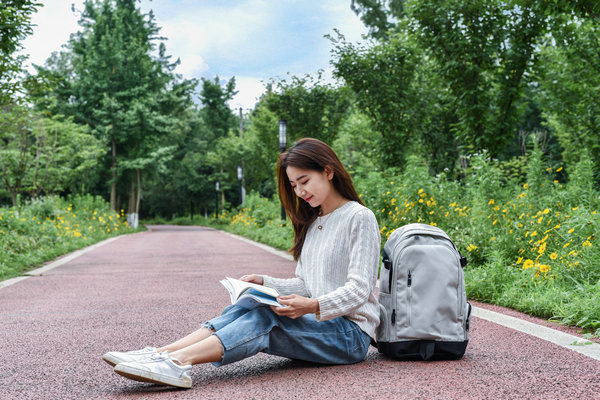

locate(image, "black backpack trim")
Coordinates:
377 340 468 361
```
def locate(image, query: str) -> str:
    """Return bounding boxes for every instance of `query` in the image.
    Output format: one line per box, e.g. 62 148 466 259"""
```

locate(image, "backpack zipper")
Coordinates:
407 270 412 326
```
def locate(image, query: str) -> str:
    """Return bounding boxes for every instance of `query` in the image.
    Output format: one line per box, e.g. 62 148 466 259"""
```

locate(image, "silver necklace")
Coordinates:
317 199 344 230
317 212 333 230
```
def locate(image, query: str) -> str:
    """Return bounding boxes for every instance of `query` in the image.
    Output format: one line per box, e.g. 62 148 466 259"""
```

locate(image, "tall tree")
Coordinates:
332 29 459 170
263 73 352 147
199 76 238 139
350 0 405 39
408 0 547 157
536 13 600 172
62 0 182 216
0 105 103 205
335 0 550 170
0 0 40 104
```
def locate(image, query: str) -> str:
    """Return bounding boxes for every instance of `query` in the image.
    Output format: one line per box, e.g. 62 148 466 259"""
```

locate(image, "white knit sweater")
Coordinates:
263 201 381 340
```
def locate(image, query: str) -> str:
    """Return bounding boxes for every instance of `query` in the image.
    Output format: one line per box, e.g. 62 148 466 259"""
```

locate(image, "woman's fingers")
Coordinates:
240 274 263 285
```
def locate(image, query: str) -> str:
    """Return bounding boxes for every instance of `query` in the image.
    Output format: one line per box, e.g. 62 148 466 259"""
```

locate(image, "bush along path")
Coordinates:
0 195 138 282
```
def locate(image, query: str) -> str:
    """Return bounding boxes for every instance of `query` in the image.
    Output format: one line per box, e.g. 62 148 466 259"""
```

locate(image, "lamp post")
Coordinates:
279 119 287 221
237 165 243 206
215 181 220 219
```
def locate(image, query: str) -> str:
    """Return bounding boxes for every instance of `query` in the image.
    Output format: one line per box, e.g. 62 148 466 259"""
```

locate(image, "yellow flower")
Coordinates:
466 244 478 252
568 228 574 234
582 241 592 247
522 259 534 270
542 208 550 214
550 253 557 260
556 167 563 172
538 242 547 254
488 199 495 205
517 256 523 264
418 189 423 194
539 264 551 274
523 183 528 189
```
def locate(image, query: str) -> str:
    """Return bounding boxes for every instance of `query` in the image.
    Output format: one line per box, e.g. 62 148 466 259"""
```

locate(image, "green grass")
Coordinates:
0 195 139 281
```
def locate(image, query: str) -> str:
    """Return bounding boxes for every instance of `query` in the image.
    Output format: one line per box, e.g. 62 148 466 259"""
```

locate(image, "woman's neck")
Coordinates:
320 193 348 215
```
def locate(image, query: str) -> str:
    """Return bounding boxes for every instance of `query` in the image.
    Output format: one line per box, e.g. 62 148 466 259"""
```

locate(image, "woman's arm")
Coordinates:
261 259 311 296
315 209 381 321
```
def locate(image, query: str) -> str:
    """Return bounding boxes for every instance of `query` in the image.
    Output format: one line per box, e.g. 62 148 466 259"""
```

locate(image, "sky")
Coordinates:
21 0 369 110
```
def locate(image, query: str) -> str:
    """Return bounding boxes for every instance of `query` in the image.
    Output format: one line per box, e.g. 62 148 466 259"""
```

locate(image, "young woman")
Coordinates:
103 138 381 389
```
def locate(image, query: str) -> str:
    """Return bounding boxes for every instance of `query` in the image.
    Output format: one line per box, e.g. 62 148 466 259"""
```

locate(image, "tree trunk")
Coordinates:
128 177 135 214
135 169 141 215
9 191 17 208
110 139 117 211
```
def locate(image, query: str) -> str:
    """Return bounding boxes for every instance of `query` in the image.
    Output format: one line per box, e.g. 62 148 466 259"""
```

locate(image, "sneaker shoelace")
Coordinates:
144 351 185 368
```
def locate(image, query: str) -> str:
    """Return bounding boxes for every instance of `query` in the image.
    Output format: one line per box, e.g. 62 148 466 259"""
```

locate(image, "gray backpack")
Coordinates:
375 223 472 360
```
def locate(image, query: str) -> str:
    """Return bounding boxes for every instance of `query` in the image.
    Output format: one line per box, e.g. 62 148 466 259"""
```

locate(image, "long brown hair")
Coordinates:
277 138 363 260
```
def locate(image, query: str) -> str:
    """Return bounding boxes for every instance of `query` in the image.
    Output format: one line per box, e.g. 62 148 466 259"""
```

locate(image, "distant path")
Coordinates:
1 225 598 399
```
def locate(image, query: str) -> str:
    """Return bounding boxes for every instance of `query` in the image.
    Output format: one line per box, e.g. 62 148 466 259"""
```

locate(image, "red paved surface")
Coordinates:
1 225 599 399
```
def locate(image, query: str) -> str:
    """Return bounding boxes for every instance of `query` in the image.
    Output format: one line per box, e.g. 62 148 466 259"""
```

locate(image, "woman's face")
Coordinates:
286 165 334 210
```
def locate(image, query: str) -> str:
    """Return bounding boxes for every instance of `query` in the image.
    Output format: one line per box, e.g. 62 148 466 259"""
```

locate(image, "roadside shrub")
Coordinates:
0 195 137 280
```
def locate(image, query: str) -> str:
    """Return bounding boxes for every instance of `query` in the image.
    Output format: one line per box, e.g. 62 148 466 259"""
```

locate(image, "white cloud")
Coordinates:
20 2 80 70
228 76 268 110
173 54 209 76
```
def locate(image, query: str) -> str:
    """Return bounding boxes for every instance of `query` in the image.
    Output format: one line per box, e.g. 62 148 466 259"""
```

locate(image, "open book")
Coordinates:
220 277 283 309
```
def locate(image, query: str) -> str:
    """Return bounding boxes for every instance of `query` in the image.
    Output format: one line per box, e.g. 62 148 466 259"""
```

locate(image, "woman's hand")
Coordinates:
271 295 319 319
240 274 263 285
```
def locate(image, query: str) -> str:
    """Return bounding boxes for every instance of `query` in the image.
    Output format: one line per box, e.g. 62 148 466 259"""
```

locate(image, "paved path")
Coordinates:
1 225 599 399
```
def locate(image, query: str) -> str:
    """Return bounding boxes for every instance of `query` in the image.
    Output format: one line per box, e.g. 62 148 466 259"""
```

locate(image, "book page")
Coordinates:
221 277 279 301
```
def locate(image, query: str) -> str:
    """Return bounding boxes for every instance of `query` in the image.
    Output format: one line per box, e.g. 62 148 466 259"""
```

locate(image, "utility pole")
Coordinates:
238 107 246 206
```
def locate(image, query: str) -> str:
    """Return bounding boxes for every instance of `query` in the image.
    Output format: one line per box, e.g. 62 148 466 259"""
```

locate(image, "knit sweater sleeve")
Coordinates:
316 208 380 321
262 260 311 297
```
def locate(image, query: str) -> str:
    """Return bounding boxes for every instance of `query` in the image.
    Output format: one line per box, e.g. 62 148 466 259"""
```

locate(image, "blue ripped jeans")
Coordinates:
203 305 371 366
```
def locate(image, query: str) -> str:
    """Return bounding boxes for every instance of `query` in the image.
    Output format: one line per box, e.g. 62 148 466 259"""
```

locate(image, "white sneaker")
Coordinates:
113 351 192 389
102 347 158 367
